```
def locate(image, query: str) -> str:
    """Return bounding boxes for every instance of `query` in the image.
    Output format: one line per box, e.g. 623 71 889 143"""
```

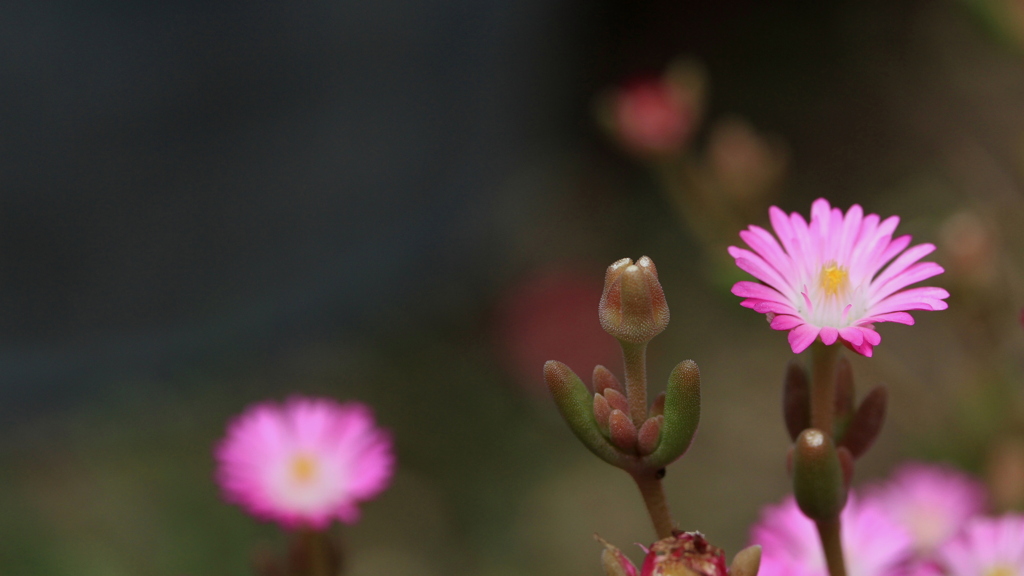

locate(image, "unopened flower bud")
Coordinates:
609 409 639 453
637 415 663 456
645 360 700 469
599 257 670 344
792 429 847 521
594 365 625 396
838 385 887 459
545 360 625 467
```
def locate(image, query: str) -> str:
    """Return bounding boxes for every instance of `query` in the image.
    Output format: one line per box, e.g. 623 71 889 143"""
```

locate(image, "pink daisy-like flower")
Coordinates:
869 462 987 556
730 198 949 356
751 495 913 576
215 397 394 529
935 515 1024 576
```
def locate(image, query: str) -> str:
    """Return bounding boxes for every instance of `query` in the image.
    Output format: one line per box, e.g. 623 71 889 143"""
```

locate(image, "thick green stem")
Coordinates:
621 342 649 426
810 342 840 438
633 471 675 539
808 342 848 576
815 518 847 576
294 530 339 576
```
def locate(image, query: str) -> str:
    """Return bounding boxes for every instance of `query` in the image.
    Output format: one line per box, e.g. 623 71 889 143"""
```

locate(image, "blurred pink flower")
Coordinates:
730 198 948 356
215 397 394 529
751 495 913 576
935 515 1024 576
610 77 698 156
868 462 987 556
493 269 620 393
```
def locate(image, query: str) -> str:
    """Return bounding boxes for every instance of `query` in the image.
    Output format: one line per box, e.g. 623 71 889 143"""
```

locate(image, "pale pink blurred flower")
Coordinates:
730 198 949 356
935 515 1024 576
493 268 619 394
751 495 913 576
869 462 987 556
215 397 394 529
610 77 698 156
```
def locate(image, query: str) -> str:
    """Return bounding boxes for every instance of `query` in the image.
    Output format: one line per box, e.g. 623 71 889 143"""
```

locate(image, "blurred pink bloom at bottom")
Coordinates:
868 462 987 557
935 515 1024 576
750 495 913 576
215 397 394 529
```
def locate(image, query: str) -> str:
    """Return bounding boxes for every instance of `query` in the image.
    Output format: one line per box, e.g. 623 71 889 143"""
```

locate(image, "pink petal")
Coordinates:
861 312 915 325
820 326 839 345
730 249 795 294
770 314 805 330
839 326 864 347
754 300 800 315
732 280 791 302
869 244 937 295
741 227 796 280
788 324 821 353
871 262 945 302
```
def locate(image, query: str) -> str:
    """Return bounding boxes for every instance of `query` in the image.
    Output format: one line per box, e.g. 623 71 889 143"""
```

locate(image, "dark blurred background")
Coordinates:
4 0 1024 574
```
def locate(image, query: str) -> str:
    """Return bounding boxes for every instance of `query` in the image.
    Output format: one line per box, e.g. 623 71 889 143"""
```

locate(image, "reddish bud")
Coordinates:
609 409 638 453
599 257 670 344
637 415 663 456
649 392 666 418
594 365 624 396
840 386 887 459
594 393 612 433
604 388 630 415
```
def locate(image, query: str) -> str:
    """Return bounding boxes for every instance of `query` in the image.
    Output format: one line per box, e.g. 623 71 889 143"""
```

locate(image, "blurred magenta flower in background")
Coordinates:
493 268 620 393
751 494 912 576
730 198 949 356
215 397 394 529
868 462 987 557
934 515 1024 576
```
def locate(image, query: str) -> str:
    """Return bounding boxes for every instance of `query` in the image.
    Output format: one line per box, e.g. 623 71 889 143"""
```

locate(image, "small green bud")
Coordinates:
792 428 847 521
645 360 700 469
545 360 625 467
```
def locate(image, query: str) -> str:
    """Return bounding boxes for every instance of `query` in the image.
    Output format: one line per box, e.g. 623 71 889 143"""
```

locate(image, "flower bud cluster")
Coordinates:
545 256 699 474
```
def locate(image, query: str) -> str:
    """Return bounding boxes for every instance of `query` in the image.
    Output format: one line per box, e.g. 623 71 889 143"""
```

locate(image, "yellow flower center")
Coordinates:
290 453 319 484
818 262 849 297
985 566 1015 576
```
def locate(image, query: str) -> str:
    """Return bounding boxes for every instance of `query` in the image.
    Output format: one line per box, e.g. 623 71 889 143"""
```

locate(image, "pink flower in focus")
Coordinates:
730 198 949 356
869 462 987 556
935 515 1024 576
751 495 913 576
215 397 394 529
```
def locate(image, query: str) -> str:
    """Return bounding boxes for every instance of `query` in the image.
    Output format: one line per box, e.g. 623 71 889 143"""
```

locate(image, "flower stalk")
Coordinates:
546 256 699 540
